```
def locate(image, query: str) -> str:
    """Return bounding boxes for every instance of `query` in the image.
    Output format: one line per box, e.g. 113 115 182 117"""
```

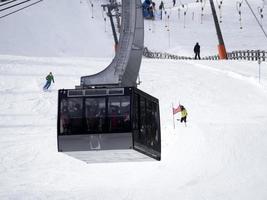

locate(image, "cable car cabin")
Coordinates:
57 87 161 163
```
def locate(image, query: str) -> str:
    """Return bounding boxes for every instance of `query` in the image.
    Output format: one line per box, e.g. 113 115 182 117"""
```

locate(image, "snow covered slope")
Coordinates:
0 55 267 199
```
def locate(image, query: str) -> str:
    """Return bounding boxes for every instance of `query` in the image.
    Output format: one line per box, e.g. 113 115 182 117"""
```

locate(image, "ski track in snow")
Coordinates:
186 60 267 91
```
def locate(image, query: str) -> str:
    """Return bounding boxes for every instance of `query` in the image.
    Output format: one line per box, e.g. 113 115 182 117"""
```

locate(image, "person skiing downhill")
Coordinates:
180 105 188 126
43 72 54 90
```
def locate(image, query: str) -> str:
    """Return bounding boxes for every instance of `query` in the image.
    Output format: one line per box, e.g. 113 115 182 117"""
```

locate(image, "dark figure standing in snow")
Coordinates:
194 42 201 60
173 0 176 7
43 72 54 90
159 1 164 20
151 1 156 19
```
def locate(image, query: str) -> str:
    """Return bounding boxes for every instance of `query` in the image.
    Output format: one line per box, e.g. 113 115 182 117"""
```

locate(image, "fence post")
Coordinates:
242 51 246 60
143 47 147 57
231 52 234 60
255 50 258 61
252 50 255 61
240 51 243 60
235 51 241 60
247 50 250 61
232 51 235 60
227 52 231 60
237 51 241 60
258 50 261 83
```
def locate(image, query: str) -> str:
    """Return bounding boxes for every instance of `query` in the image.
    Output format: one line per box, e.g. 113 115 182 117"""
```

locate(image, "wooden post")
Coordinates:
251 50 255 61
247 50 250 61
172 103 175 129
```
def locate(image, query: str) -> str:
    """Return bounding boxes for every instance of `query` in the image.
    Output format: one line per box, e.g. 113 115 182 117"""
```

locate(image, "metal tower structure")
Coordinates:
81 0 144 88
209 0 227 59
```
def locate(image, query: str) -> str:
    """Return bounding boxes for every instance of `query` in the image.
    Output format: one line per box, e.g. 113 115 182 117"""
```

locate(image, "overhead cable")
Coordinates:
244 0 267 40
0 0 18 7
0 0 43 19
0 0 32 12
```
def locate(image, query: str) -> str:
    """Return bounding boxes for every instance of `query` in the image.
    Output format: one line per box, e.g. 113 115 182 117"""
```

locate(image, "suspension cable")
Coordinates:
244 0 267 40
0 0 18 7
0 0 32 12
0 0 43 19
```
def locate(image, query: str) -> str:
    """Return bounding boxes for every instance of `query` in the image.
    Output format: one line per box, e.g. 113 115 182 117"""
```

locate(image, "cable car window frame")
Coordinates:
108 96 131 133
59 97 84 135
85 97 107 133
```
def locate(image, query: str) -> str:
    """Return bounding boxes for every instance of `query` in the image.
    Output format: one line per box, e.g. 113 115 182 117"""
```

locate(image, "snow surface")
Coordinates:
1 0 267 199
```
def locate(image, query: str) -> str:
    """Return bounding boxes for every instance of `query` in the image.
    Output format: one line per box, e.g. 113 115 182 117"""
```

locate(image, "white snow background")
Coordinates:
0 0 267 199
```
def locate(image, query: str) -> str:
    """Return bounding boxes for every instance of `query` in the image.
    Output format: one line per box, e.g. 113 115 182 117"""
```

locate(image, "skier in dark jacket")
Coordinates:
43 72 55 90
159 1 164 10
159 1 164 20
194 42 201 60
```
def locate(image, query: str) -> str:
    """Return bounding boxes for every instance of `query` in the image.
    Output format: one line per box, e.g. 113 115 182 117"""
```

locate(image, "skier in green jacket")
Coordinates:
43 72 55 90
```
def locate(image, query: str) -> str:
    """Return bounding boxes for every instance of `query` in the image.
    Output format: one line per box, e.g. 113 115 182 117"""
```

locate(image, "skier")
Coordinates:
159 1 164 20
173 0 176 7
43 72 55 90
194 42 201 60
180 105 188 126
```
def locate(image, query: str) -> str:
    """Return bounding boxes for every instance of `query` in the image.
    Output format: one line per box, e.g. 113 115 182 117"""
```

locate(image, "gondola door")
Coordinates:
132 89 161 160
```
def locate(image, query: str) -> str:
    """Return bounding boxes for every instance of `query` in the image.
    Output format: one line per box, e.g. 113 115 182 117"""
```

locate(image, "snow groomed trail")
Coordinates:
0 55 267 199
